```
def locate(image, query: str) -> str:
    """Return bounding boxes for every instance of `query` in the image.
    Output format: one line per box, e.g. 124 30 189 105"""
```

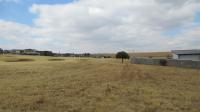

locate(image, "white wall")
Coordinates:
172 53 178 59
179 55 200 61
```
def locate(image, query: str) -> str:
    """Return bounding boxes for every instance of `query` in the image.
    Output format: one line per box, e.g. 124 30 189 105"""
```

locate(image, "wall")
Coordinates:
179 54 200 61
172 53 178 59
131 57 200 69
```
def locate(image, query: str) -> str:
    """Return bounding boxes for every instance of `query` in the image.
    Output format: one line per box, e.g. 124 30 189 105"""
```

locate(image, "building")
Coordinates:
37 51 53 56
23 49 40 55
172 49 200 61
3 50 10 54
10 49 24 54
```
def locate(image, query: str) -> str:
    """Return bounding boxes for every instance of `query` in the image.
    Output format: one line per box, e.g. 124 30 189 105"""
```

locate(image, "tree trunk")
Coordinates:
122 58 124 63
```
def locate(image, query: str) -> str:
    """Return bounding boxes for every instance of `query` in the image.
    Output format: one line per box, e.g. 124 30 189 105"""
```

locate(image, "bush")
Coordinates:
104 56 112 58
0 48 3 54
160 59 167 66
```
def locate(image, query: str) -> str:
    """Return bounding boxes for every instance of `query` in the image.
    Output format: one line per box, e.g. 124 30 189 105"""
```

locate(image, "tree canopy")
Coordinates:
116 51 129 59
0 48 3 54
116 51 130 63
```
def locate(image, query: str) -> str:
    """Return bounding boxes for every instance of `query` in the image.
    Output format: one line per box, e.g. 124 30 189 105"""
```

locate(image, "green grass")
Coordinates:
0 55 199 112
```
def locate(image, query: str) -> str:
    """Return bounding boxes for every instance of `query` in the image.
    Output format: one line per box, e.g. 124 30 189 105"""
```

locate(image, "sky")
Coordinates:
0 0 200 53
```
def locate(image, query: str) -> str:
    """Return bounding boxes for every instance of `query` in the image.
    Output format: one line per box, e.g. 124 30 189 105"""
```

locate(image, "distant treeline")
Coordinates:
0 48 112 58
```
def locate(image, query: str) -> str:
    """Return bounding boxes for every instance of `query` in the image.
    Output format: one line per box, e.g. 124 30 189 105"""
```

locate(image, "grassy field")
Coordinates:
0 55 200 112
130 52 172 58
94 52 172 59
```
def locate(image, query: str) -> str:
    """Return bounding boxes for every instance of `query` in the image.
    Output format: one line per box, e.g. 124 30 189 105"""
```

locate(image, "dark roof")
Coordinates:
24 49 37 51
172 49 200 55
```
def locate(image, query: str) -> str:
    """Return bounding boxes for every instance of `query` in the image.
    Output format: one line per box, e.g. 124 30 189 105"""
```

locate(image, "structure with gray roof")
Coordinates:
172 49 200 61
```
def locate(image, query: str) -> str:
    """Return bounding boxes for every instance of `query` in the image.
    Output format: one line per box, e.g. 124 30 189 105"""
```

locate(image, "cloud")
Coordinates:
1 0 200 53
0 20 54 51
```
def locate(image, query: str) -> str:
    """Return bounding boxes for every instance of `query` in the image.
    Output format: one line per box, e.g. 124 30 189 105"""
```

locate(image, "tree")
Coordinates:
116 51 130 63
0 48 3 54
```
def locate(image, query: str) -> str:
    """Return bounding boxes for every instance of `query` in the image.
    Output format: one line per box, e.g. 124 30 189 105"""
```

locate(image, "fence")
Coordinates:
131 57 200 69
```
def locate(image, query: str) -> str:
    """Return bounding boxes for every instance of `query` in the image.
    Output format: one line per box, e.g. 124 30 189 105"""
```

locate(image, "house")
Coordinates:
63 53 74 57
3 50 11 54
172 49 200 61
23 49 40 55
10 49 24 54
37 51 53 56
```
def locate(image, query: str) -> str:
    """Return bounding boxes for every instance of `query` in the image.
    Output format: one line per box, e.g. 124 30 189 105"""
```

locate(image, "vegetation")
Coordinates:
0 48 3 54
0 55 199 112
116 51 130 63
159 59 167 66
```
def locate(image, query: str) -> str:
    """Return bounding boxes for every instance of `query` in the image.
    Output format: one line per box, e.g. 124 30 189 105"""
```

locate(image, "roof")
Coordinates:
172 49 200 55
24 49 37 51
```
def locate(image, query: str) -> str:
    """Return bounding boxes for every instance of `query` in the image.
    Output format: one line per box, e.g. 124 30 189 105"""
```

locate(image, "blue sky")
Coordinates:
196 11 200 24
0 0 200 53
164 27 183 37
0 0 73 25
164 11 200 37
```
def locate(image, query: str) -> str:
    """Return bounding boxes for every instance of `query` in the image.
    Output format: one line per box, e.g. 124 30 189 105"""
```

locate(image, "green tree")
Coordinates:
116 51 130 63
0 48 3 54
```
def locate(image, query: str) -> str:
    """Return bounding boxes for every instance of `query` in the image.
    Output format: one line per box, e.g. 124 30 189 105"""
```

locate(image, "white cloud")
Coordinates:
1 0 200 53
0 20 54 51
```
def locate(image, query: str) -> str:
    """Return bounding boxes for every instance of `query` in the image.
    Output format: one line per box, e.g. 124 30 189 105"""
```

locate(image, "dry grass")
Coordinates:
93 52 172 59
130 52 172 58
0 55 35 62
0 55 199 112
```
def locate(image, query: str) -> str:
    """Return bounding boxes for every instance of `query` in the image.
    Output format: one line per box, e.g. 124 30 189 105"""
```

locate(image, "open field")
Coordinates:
94 52 172 59
0 55 200 112
130 52 172 58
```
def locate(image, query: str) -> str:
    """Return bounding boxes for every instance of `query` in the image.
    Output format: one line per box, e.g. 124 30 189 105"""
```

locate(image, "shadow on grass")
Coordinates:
4 58 35 62
48 59 65 61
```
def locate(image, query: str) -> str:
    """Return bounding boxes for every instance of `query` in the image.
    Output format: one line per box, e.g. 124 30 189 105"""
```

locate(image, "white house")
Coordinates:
172 49 200 61
23 49 40 55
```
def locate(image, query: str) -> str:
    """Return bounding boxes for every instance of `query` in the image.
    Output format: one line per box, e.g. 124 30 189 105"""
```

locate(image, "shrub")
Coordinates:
160 59 167 66
148 56 153 58
0 48 3 54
